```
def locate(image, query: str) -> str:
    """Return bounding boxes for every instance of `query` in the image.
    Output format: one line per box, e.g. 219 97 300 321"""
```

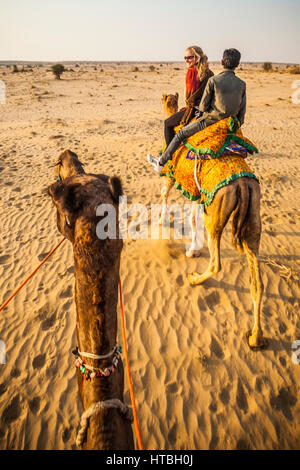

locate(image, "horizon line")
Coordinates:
1 60 298 66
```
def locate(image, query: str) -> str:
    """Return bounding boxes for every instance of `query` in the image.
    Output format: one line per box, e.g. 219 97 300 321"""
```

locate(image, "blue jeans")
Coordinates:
160 118 208 166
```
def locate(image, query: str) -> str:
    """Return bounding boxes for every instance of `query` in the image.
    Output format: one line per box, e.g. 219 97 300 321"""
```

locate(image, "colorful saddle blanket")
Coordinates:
160 117 259 206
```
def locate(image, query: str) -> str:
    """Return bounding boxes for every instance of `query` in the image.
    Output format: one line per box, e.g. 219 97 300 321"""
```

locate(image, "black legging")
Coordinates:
164 108 196 146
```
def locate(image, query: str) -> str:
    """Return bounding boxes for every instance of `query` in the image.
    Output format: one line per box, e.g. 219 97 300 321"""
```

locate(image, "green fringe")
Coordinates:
160 165 259 206
182 116 259 158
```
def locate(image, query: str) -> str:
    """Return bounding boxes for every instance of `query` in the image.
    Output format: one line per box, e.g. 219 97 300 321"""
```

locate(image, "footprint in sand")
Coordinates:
167 423 177 446
37 251 51 261
219 385 230 405
2 395 22 424
28 396 40 414
176 274 184 286
62 427 72 443
255 377 263 392
279 357 286 367
236 378 248 413
269 387 297 420
59 285 72 298
0 255 11 265
32 353 46 369
205 291 220 307
166 381 179 394
210 335 224 359
278 321 287 334
10 368 21 378
41 313 56 331
235 438 251 450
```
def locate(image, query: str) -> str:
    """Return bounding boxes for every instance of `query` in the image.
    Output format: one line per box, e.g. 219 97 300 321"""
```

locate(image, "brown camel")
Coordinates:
159 103 266 350
161 176 266 350
162 92 179 117
48 150 135 449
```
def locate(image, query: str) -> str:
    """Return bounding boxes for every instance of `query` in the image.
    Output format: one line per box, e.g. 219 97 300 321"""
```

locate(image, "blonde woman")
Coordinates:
164 46 213 147
148 48 245 172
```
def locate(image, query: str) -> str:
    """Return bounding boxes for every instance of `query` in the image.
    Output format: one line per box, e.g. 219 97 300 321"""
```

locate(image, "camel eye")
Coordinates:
66 215 72 228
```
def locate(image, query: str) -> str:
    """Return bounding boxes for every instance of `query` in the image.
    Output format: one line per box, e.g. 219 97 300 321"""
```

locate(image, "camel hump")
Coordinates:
108 177 123 203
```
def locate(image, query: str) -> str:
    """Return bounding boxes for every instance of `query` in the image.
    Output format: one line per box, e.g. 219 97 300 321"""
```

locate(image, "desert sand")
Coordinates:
0 61 300 450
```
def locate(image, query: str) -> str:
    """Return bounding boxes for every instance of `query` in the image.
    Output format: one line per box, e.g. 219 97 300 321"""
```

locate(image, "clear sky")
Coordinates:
0 0 299 63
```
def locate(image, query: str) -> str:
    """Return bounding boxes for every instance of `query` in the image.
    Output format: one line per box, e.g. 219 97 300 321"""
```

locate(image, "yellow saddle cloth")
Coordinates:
160 117 259 206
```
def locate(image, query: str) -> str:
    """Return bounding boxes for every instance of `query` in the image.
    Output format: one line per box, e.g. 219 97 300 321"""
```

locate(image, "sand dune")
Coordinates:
0 62 300 449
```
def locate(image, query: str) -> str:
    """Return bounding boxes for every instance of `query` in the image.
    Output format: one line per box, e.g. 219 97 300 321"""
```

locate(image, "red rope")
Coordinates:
119 275 143 450
0 237 143 450
0 237 66 313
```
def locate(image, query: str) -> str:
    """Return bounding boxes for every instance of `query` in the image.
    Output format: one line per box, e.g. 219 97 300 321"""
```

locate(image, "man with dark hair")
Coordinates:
147 48 246 172
222 48 241 69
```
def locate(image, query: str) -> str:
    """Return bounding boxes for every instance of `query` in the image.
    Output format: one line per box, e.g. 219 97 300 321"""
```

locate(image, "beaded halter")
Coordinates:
72 345 122 380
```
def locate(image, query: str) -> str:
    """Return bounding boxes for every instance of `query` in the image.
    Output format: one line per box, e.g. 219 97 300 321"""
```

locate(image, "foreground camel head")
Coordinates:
162 92 179 117
55 149 85 180
48 175 122 245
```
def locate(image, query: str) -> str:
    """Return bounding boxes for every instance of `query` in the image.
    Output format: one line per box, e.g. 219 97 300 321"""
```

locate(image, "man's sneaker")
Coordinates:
146 154 164 173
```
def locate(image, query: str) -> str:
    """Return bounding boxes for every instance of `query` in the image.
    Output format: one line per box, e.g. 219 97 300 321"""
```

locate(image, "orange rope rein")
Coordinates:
0 237 143 450
0 237 66 313
119 274 143 450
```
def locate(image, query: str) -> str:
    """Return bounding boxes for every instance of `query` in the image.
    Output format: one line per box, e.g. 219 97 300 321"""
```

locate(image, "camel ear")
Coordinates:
162 94 167 102
175 92 179 101
48 180 65 200
63 183 84 213
108 177 123 203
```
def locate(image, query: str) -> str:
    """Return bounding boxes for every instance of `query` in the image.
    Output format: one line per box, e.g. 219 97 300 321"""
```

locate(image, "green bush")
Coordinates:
288 66 300 74
262 62 272 72
51 63 65 79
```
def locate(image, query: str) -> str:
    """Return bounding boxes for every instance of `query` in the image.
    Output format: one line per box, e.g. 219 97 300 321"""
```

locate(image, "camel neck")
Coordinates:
73 241 121 362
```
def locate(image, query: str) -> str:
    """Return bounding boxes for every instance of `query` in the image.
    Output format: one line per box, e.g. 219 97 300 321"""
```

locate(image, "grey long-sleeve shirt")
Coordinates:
199 69 246 126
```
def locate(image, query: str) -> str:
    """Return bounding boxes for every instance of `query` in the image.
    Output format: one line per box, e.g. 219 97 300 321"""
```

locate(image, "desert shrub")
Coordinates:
262 62 272 72
288 66 300 74
12 64 19 73
149 65 155 71
132 66 139 72
51 63 65 79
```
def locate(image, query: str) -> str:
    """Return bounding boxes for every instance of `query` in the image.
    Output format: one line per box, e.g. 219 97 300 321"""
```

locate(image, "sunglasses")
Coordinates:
184 55 195 61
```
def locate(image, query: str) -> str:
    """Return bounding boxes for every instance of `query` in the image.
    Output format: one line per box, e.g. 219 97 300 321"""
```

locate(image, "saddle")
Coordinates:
161 117 259 206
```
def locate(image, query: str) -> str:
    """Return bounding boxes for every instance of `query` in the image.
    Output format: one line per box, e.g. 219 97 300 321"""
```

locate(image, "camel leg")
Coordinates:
186 201 202 257
241 181 266 349
243 244 265 348
159 177 174 225
188 228 221 284
187 192 231 284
